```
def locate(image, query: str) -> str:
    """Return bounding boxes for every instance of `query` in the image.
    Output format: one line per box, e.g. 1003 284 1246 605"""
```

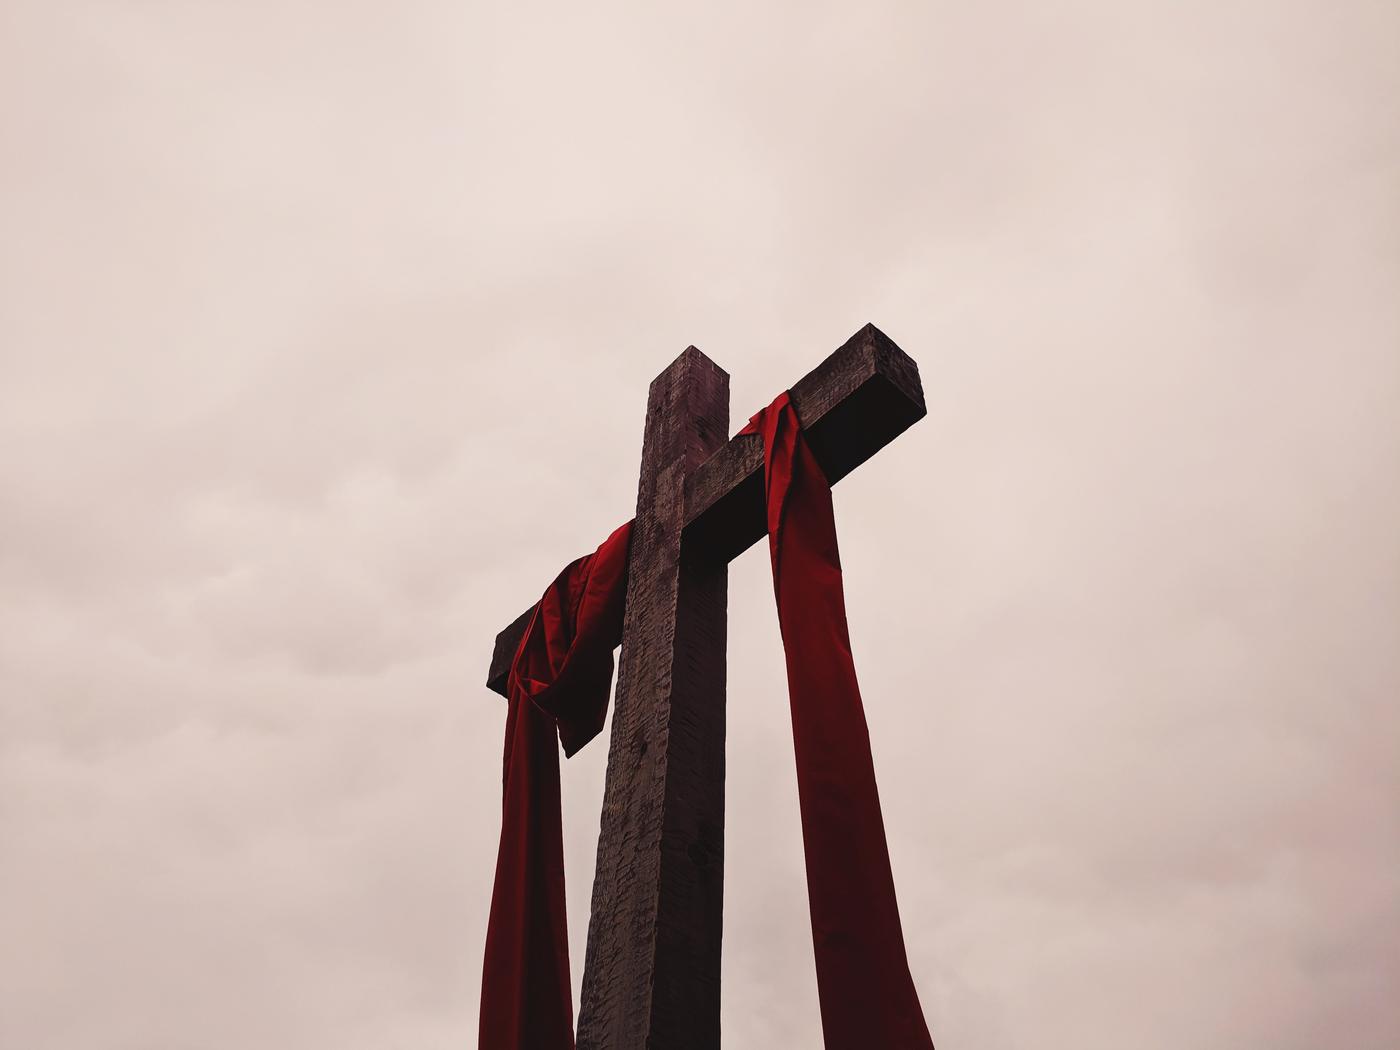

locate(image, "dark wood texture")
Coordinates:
485 606 535 695
683 322 925 563
574 348 730 1049
484 323 924 696
480 322 924 1047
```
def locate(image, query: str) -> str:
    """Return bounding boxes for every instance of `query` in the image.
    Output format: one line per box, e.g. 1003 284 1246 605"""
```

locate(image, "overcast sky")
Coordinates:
2 1 1398 1047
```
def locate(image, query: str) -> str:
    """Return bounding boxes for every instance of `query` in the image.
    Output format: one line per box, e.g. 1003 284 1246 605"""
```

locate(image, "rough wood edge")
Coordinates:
484 322 925 697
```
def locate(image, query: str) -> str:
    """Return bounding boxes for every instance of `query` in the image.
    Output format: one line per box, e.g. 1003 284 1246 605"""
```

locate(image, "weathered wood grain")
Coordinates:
479 323 925 1048
682 322 925 562
484 323 924 696
574 348 729 1049
485 605 535 696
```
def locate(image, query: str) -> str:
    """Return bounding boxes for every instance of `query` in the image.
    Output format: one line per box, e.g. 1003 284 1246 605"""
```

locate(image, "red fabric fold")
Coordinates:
480 393 933 1049
744 391 934 1050
478 521 632 1050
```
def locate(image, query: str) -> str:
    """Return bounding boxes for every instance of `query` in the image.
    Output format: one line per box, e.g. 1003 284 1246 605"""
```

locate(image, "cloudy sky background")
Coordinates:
3 1 1398 1047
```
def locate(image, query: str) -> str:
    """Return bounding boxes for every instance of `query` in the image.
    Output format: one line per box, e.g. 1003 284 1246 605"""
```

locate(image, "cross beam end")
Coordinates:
682 322 924 563
485 322 924 698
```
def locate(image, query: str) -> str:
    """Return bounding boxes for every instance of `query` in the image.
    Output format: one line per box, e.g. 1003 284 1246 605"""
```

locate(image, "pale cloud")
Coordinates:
2 1 1397 1047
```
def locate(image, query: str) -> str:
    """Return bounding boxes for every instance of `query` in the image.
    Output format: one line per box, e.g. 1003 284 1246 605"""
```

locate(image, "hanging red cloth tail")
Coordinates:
746 393 936 1050
479 521 633 1050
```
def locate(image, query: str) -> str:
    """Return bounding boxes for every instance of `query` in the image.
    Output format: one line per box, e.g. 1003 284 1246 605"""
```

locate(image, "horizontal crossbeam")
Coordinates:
485 322 925 696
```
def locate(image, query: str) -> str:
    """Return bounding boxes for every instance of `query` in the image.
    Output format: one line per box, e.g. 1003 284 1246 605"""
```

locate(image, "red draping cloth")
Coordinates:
479 392 934 1049
744 390 934 1050
478 521 632 1050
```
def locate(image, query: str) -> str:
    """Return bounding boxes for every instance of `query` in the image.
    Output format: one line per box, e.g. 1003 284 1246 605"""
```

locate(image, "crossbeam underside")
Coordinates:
485 322 925 696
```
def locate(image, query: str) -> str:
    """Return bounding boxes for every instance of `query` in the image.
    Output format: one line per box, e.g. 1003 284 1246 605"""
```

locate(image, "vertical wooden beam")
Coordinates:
576 348 729 1050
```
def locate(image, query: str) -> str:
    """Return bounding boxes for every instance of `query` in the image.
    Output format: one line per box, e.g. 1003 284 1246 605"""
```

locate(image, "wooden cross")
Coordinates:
485 323 926 1049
